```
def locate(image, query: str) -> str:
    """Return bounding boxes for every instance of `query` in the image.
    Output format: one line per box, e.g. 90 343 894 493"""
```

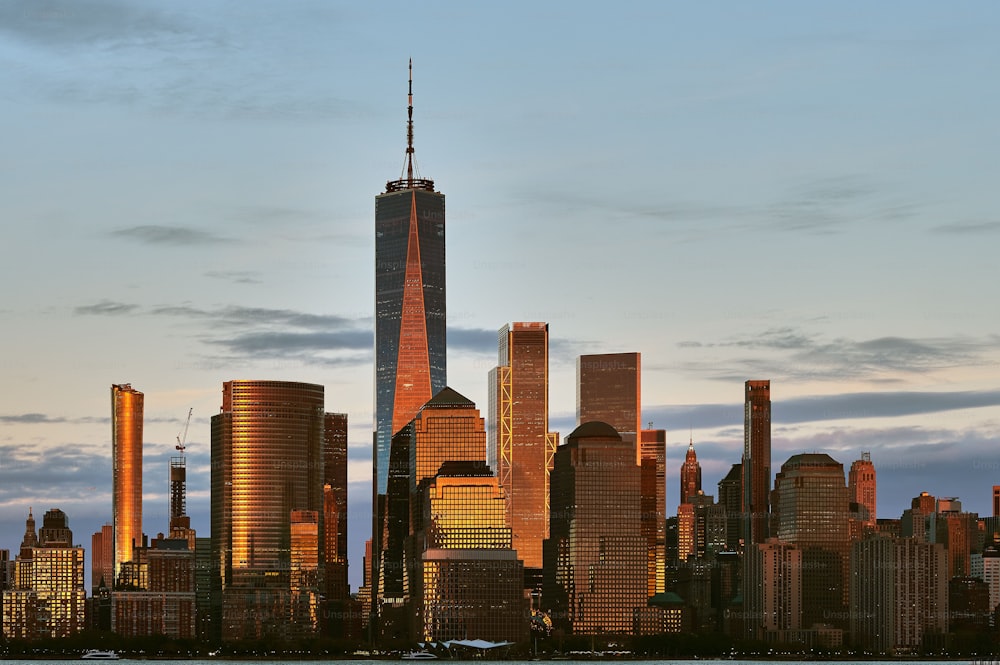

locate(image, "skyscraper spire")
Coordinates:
406 57 414 186
387 59 434 192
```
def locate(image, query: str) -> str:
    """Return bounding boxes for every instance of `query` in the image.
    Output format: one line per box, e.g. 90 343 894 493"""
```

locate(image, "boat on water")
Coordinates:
401 650 438 660
81 650 120 660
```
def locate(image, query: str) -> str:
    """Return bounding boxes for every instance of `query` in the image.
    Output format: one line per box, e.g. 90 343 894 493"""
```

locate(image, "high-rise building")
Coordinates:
544 421 646 635
374 60 447 495
930 497 978 578
850 534 948 653
2 508 86 640
416 462 526 643
210 380 326 641
741 380 770 546
488 322 559 571
744 538 801 641
112 383 143 582
849 452 877 531
639 428 666 596
577 353 641 462
994 486 1000 518
680 438 702 504
323 412 350 621
377 387 487 640
112 538 196 639
772 452 851 629
717 463 742 552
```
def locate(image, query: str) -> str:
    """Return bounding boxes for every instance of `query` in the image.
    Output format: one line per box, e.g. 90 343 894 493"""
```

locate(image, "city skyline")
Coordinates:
2 1 1000 597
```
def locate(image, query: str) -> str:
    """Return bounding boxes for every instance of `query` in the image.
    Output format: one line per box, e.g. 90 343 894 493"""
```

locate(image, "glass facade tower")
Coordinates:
112 383 143 582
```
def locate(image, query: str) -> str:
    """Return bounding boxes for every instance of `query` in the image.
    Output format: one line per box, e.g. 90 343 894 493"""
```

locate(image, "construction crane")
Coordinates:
176 408 192 453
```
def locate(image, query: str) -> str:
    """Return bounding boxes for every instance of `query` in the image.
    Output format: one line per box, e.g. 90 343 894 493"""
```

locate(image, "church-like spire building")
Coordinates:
680 437 702 504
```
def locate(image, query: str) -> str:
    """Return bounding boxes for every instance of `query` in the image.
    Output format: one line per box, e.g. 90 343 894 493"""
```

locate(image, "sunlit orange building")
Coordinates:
112 383 144 582
488 322 558 571
210 380 326 640
374 61 447 497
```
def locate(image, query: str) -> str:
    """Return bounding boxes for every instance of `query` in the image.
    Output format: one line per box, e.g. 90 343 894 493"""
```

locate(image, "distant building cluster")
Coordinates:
4 64 1000 655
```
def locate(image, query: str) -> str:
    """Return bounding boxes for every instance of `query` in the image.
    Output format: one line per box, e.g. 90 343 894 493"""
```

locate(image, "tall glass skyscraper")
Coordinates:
111 383 143 582
374 61 446 495
210 379 326 640
488 322 558 571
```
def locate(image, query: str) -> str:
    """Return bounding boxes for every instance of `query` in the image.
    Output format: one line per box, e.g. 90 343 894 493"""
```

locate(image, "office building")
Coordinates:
416 462 525 643
487 322 558 571
210 380 326 641
717 463 742 552
640 428 666 596
374 60 447 495
544 421 646 635
577 353 641 462
324 413 350 604
741 380 770 545
112 383 144 582
772 453 851 629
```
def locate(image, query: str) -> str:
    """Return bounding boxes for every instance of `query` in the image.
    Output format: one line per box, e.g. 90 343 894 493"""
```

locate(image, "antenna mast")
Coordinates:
386 59 434 193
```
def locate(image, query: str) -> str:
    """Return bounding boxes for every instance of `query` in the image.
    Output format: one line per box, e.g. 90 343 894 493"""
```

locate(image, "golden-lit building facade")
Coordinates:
210 380 326 641
409 387 487 491
544 422 646 635
576 352 641 463
2 509 86 640
639 429 666 596
417 463 525 643
289 510 320 635
488 322 559 571
112 383 144 582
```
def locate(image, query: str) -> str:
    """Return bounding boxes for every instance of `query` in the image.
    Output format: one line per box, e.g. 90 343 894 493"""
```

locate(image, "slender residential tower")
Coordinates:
742 380 771 545
374 59 447 495
111 383 143 582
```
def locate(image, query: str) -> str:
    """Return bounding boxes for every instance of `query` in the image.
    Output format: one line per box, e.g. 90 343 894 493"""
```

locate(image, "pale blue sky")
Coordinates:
2 1 1000 591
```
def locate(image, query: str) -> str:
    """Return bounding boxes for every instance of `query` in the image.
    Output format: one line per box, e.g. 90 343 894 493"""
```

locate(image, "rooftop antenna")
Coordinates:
386 60 434 193
406 58 414 186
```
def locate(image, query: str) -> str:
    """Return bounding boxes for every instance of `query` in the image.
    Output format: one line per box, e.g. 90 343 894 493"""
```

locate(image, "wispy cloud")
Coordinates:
677 327 996 382
74 300 140 316
931 220 1000 235
646 388 1000 431
203 270 262 285
110 225 229 246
